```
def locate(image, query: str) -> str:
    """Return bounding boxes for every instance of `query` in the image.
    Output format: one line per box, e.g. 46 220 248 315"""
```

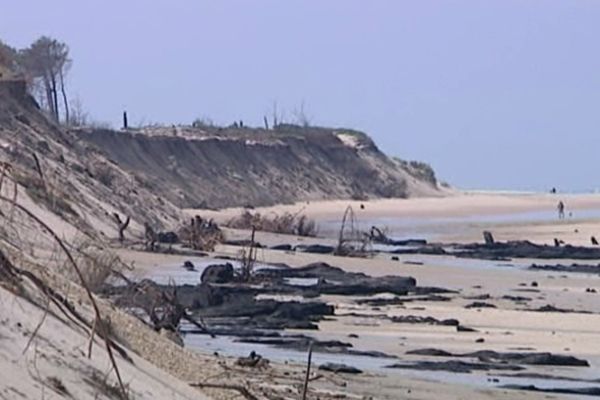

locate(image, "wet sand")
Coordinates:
126 192 600 399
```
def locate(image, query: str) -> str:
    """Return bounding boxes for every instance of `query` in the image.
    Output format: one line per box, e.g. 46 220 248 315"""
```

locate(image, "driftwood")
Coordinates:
144 222 157 251
113 213 130 243
335 206 370 257
115 273 214 337
189 382 259 400
302 341 314 400
483 231 495 245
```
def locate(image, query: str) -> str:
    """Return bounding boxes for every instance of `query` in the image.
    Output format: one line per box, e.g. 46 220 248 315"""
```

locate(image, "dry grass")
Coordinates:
178 216 225 251
59 240 129 292
14 171 77 217
225 210 317 237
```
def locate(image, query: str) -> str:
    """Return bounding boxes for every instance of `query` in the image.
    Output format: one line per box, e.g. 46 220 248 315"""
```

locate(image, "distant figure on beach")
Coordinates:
550 187 557 194
592 236 598 246
557 201 565 219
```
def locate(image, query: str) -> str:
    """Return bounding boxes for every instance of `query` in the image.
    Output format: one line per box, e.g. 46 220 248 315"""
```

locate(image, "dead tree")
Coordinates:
113 213 130 243
148 286 185 332
483 231 495 245
144 222 157 251
369 226 389 244
240 226 257 282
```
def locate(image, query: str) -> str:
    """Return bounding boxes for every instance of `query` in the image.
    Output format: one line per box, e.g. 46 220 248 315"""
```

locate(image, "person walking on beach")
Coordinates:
557 200 565 220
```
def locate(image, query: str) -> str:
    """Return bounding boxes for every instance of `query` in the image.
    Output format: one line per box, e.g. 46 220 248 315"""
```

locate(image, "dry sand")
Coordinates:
7 191 594 399
188 191 600 220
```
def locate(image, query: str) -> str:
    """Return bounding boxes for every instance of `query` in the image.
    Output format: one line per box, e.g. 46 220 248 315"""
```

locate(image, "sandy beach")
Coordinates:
119 191 600 398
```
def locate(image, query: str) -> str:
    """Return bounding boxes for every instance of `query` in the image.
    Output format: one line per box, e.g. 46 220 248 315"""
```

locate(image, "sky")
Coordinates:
2 0 600 192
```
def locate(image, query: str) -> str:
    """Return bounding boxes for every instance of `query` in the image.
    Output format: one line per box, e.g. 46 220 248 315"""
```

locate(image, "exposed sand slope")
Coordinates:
78 124 443 209
0 278 208 400
0 82 182 243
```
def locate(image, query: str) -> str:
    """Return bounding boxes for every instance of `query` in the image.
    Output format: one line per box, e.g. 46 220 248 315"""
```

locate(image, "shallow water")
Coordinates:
183 328 600 397
317 208 600 241
183 329 393 371
139 238 600 394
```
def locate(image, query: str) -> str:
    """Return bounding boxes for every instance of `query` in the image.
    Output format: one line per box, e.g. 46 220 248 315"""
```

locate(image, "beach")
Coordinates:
116 191 600 398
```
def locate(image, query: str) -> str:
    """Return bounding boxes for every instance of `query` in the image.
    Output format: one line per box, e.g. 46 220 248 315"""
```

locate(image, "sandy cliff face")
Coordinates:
0 82 181 244
0 80 442 239
77 124 442 209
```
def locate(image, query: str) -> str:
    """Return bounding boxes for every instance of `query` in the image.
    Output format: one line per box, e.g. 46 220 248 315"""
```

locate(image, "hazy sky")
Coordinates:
2 1 600 192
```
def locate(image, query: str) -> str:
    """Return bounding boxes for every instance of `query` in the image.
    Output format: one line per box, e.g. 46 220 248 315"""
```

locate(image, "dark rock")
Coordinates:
355 297 404 306
294 244 335 254
271 244 293 251
392 246 446 255
182 261 196 271
475 338 485 343
257 262 417 296
271 302 334 321
527 304 592 314
225 239 264 248
483 231 495 245
512 288 540 293
185 283 228 308
501 295 531 302
530 263 600 275
411 286 457 295
464 294 491 300
318 362 363 374
404 260 424 265
457 325 478 332
407 348 453 357
201 263 235 284
157 231 179 243
465 302 497 309
391 256 399 261
502 385 600 396
406 348 589 367
530 281 538 287
387 360 523 373
454 240 600 260
390 315 459 326
389 239 428 246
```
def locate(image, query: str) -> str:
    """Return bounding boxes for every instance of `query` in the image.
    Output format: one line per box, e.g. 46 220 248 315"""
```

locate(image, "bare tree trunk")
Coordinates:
59 69 69 125
43 75 55 119
50 74 59 123
113 213 131 243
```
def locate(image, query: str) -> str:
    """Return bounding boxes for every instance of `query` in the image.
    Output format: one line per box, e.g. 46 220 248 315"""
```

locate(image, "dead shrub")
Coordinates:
14 171 77 217
225 210 317 237
62 242 126 292
178 215 225 251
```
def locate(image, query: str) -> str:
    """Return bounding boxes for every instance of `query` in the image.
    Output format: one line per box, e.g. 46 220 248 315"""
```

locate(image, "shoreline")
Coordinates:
186 191 600 223
122 191 600 399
